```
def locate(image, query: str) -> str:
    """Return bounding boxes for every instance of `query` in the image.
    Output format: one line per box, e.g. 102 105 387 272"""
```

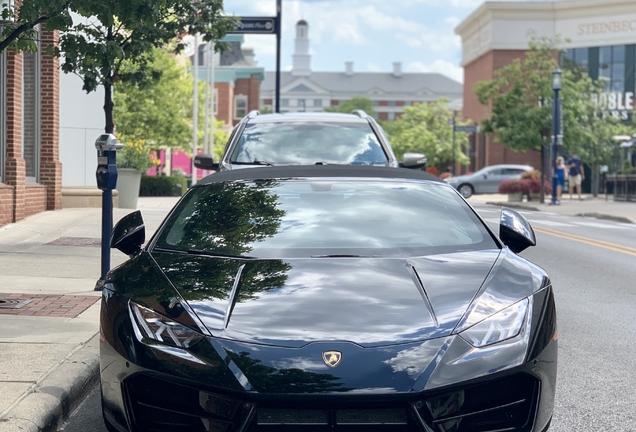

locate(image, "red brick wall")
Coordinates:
24 184 47 218
215 82 233 127
234 75 261 115
0 26 61 228
463 49 541 170
0 185 14 226
39 30 62 211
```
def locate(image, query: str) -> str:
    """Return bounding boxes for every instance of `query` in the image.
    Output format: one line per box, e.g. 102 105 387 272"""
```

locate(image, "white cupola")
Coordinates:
292 20 311 76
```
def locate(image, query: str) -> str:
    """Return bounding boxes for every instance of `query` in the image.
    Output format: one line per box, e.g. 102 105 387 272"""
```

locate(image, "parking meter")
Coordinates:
95 134 123 190
95 134 123 288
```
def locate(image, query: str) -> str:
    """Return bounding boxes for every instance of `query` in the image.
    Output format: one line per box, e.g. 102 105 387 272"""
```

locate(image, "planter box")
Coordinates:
116 168 142 209
507 193 523 202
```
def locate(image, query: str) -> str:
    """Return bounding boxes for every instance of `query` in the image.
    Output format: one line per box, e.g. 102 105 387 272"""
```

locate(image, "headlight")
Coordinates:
130 302 204 349
459 299 529 348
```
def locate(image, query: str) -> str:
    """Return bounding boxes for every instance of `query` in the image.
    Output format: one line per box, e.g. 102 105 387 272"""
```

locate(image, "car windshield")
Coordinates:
154 179 498 258
229 122 389 165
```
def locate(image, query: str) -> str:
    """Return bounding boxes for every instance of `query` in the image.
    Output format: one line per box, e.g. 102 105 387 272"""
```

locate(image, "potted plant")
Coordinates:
116 138 158 209
498 179 525 202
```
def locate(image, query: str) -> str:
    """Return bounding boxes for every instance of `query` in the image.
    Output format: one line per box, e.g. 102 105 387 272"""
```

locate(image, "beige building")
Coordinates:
456 0 636 175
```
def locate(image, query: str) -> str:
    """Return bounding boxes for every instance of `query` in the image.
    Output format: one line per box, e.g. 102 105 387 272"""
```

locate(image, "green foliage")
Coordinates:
324 96 375 115
139 175 187 196
385 100 470 169
114 48 193 150
0 0 73 53
474 36 560 153
117 138 158 171
55 0 235 94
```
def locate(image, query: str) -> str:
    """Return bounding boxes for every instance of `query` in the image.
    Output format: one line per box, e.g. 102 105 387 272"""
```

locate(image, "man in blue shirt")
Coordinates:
566 153 584 200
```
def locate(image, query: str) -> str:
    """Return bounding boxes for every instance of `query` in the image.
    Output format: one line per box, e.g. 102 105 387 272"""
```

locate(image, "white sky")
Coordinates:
222 0 544 83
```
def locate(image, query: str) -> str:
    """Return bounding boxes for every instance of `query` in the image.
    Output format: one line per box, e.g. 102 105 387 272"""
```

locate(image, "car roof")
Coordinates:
482 164 533 169
197 165 444 185
246 112 370 124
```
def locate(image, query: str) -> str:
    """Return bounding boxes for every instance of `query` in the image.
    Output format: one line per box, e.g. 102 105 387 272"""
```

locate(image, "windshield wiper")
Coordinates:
311 254 376 258
153 247 256 260
231 160 274 166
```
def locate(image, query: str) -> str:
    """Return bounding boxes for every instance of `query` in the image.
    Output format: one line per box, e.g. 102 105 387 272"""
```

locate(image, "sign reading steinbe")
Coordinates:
230 17 277 34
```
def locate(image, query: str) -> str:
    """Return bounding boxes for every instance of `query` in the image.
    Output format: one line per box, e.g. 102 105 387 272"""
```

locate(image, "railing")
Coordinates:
606 174 636 202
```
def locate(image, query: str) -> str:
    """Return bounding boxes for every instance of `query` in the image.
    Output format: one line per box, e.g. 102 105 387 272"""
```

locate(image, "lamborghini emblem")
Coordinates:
322 350 342 367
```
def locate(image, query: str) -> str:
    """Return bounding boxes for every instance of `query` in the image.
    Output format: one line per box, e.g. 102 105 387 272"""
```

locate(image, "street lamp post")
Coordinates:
550 68 562 205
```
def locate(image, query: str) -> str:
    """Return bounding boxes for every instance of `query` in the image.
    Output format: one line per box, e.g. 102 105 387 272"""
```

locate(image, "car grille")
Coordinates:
418 373 539 432
124 373 538 432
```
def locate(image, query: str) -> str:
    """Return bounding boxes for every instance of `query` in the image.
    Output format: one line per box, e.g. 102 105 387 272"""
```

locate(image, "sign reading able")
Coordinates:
229 17 277 35
454 125 479 133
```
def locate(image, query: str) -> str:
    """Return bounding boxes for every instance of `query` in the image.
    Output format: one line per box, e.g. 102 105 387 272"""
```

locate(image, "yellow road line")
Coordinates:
533 225 636 257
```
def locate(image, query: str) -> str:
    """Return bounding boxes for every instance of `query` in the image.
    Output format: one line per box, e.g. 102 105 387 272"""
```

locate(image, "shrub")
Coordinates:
140 175 188 196
499 172 552 195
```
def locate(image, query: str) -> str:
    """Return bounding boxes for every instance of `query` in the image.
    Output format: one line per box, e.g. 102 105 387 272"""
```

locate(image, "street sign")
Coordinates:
454 125 479 133
229 17 278 35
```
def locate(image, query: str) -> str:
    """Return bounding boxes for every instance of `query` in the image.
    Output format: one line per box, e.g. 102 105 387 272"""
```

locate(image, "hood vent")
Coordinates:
406 262 439 328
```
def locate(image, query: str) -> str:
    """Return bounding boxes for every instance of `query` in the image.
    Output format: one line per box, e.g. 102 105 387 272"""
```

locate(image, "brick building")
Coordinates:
0 18 62 227
455 0 636 174
194 35 264 127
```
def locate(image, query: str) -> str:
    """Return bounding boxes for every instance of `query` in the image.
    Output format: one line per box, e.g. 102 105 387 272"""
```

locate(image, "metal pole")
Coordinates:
451 115 456 175
275 0 282 113
192 33 199 185
100 187 112 278
550 90 560 205
209 42 215 158
203 42 210 156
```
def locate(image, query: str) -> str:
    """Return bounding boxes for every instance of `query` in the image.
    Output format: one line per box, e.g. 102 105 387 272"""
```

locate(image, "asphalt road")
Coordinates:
59 206 636 431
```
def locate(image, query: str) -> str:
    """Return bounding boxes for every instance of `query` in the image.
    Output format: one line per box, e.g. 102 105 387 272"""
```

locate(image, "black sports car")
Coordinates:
100 165 557 432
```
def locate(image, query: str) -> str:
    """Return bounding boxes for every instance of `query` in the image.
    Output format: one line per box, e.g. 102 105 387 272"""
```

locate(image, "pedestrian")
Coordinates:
566 153 584 200
555 156 565 204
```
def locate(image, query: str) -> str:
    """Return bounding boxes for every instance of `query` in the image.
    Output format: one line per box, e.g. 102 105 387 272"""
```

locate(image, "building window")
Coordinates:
313 99 322 107
0 50 6 183
234 95 248 119
388 100 395 107
597 45 625 92
22 27 41 183
297 99 306 108
281 98 289 107
388 112 395 120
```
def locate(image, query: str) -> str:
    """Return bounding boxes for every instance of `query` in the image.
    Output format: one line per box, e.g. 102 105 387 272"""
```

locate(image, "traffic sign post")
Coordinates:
229 1 282 112
450 121 479 175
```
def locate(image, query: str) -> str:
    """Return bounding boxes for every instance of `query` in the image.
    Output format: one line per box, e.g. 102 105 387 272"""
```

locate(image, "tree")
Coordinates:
324 96 375 115
54 0 235 134
0 0 72 53
114 48 192 150
385 100 470 171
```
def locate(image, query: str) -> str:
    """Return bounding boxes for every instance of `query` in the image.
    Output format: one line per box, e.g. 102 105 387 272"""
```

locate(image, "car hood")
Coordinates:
149 250 509 348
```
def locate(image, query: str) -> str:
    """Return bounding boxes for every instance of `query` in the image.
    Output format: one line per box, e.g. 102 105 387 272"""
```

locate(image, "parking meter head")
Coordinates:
111 211 145 256
95 134 123 151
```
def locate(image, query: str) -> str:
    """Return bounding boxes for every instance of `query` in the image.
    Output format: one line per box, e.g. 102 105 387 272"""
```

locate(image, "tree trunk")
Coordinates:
104 80 114 134
539 143 546 204
592 162 599 197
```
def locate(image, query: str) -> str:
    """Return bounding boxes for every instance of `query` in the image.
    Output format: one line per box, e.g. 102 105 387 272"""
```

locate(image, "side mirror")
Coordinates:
194 153 219 171
499 207 536 253
400 152 427 170
111 210 145 256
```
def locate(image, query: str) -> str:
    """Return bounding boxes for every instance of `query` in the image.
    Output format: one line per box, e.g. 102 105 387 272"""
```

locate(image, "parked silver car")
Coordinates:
445 164 534 198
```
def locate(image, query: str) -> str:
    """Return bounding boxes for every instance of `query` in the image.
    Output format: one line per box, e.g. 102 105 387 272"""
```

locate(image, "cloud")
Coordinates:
407 60 464 83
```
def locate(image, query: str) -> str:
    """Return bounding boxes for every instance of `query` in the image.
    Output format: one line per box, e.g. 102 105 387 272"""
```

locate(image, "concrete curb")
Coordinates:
0 334 99 432
575 212 635 224
485 201 541 211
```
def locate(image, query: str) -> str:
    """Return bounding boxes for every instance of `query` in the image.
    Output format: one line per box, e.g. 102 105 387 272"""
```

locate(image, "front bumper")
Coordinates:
100 288 557 432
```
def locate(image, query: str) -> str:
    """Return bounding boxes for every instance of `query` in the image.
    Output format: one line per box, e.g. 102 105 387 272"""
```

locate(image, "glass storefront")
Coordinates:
562 44 636 123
